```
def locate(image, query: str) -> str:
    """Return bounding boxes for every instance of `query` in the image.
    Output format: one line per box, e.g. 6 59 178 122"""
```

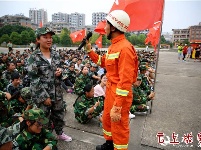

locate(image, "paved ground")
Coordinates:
1 47 200 150
57 51 201 150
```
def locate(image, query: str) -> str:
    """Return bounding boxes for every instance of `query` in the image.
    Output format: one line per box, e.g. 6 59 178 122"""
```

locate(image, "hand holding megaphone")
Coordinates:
78 31 92 50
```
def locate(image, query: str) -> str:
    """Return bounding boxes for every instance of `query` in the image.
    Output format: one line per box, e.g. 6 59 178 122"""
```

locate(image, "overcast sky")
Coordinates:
0 0 200 33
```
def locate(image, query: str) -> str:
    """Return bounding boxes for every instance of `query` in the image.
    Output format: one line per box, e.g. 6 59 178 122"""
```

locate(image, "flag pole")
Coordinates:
150 0 165 114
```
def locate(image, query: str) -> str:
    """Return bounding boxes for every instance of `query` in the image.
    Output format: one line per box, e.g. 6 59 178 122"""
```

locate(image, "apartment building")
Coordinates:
189 22 201 42
0 14 38 30
92 12 107 26
68 12 85 28
52 12 69 23
29 8 48 27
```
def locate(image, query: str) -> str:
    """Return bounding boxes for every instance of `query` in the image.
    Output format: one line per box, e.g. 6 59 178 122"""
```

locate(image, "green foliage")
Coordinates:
60 28 72 46
52 34 60 44
21 30 30 45
10 32 21 45
29 30 36 42
160 35 166 44
0 34 10 44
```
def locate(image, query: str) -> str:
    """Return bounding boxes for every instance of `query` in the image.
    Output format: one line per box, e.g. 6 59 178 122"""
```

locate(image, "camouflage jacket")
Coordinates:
132 86 149 105
0 78 9 92
0 122 20 146
73 95 104 124
12 128 57 150
6 83 23 96
16 66 24 76
74 74 92 96
2 70 18 83
139 74 151 95
62 68 76 83
0 91 13 126
27 48 63 104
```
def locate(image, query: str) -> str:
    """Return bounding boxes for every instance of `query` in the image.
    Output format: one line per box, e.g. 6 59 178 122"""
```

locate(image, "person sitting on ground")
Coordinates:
6 72 24 114
73 84 104 124
74 66 92 96
12 108 58 150
130 77 155 114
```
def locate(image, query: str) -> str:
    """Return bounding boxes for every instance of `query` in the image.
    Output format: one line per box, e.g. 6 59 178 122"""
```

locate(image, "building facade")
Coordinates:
189 22 201 42
92 12 107 26
172 28 190 43
52 12 69 23
0 14 38 30
68 12 85 28
29 8 48 27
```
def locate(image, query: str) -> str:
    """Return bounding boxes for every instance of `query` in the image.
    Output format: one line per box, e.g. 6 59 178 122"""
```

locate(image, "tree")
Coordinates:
10 32 21 45
52 34 60 44
29 30 36 43
21 31 30 45
160 35 166 44
0 34 10 44
0 25 33 37
60 28 72 46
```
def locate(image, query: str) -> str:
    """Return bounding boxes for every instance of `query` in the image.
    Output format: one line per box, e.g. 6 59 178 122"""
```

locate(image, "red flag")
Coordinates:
70 29 86 43
109 0 164 31
95 35 102 48
94 20 106 35
145 21 162 50
39 21 43 28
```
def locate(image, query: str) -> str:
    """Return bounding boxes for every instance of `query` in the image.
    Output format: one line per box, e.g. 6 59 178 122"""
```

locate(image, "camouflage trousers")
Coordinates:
36 100 65 135
130 104 148 113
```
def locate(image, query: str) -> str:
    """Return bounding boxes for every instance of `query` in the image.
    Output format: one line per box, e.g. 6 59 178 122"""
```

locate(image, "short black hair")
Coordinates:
11 72 20 81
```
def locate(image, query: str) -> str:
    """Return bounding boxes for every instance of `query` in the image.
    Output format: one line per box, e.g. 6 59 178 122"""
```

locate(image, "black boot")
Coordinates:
96 140 114 150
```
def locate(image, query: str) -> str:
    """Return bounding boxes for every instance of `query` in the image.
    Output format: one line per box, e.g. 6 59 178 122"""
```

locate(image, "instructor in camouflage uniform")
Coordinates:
27 27 72 142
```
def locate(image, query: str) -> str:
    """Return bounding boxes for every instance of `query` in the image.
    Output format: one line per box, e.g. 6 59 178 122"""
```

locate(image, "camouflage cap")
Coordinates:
24 108 49 125
20 87 31 100
139 65 147 71
35 27 55 37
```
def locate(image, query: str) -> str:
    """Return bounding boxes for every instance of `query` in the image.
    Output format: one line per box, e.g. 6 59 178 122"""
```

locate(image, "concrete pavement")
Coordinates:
1 47 200 150
57 51 201 150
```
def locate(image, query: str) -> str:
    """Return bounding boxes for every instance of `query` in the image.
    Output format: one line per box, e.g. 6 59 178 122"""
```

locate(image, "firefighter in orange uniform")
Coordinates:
85 10 138 150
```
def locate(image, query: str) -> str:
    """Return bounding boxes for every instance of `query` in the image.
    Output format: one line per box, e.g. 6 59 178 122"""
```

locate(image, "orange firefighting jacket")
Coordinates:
88 34 138 107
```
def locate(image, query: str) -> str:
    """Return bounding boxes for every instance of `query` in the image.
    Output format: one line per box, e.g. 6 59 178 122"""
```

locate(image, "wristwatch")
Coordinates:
93 106 97 110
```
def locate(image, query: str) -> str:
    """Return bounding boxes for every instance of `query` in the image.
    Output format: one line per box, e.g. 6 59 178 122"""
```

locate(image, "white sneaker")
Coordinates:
129 112 135 119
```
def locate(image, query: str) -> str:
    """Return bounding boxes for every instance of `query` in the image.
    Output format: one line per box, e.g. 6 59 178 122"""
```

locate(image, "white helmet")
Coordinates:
106 10 130 33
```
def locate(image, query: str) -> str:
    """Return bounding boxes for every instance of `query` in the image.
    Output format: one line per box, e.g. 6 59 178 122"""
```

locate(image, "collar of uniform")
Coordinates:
21 129 37 140
111 34 125 44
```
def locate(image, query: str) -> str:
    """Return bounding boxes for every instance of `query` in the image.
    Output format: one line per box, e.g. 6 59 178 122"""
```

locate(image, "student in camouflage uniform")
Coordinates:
74 66 92 96
27 27 72 142
16 59 24 77
20 87 36 110
0 71 9 92
7 72 24 114
0 52 9 73
130 77 154 114
88 63 100 85
138 65 152 95
0 90 14 127
73 84 104 124
62 63 76 90
2 61 18 83
12 108 58 150
0 122 21 150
